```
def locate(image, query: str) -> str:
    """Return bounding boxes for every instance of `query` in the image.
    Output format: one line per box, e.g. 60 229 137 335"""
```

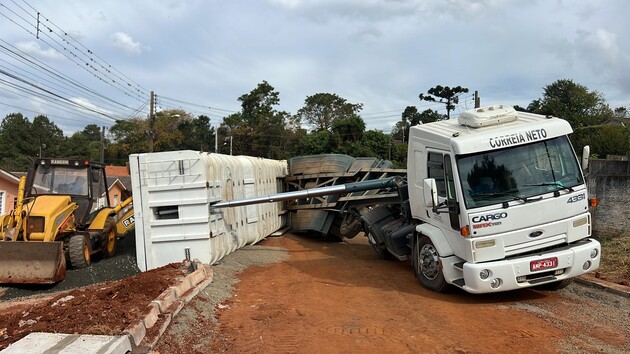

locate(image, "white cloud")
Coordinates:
14 41 65 61
110 32 146 55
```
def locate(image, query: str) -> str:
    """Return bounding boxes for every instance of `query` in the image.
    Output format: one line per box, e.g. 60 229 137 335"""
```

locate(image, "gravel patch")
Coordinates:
509 282 630 354
154 239 289 353
0 231 140 301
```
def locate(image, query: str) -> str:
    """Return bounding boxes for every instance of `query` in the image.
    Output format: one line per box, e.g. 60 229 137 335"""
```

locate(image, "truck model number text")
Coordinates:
567 193 585 204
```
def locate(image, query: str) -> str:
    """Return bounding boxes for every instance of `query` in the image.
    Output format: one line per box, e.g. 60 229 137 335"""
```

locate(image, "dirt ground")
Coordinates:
156 233 630 354
0 262 185 350
0 232 627 353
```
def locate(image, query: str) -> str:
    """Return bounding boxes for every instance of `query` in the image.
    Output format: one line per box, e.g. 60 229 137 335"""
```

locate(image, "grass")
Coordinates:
595 232 630 286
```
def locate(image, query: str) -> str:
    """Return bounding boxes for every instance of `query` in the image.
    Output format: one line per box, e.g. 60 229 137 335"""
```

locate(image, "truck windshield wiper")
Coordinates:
473 192 541 206
525 182 574 193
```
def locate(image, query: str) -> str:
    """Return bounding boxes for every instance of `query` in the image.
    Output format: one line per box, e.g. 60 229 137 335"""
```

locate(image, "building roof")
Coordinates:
106 165 129 176
0 169 20 183
107 176 132 191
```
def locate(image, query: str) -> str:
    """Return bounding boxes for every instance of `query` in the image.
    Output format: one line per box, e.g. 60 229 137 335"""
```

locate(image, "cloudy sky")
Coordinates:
1 0 628 135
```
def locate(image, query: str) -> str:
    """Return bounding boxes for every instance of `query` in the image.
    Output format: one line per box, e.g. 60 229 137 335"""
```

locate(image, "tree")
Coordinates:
0 113 35 170
527 79 613 127
332 115 366 143
219 81 293 159
419 85 469 119
31 115 65 158
64 129 101 161
297 93 363 132
107 118 148 164
176 115 215 152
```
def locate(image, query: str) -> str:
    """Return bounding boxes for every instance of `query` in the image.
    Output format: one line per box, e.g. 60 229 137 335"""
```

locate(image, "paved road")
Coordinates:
156 233 629 353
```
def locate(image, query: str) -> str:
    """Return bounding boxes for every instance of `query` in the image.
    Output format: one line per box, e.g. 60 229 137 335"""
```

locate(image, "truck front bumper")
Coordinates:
456 238 600 294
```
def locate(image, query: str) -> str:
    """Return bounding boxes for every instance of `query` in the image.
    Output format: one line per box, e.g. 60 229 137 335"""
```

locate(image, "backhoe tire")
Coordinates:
102 217 117 257
413 235 450 293
69 234 91 269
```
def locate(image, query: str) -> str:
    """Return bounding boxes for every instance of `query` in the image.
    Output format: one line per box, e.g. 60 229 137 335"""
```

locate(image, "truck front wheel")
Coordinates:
413 235 449 292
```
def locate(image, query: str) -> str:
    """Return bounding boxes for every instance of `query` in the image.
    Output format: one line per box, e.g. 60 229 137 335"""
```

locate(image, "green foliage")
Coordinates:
392 107 446 142
218 81 295 159
1 78 625 171
297 93 363 132
571 125 629 158
0 113 36 170
419 85 469 119
527 79 613 127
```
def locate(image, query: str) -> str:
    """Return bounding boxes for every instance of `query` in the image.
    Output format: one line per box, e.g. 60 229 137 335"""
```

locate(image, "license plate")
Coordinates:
530 257 558 272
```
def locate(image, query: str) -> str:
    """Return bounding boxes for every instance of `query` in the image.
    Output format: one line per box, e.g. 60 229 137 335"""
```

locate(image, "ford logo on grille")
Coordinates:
529 231 544 238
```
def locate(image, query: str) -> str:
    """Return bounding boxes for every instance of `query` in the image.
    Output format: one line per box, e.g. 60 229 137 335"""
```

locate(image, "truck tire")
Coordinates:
534 278 574 291
413 235 449 292
329 213 361 241
102 217 117 257
69 234 91 269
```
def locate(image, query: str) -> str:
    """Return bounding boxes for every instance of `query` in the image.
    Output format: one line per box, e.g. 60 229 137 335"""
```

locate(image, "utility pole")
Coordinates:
474 90 480 108
229 136 233 155
148 91 155 152
215 128 218 154
99 126 105 163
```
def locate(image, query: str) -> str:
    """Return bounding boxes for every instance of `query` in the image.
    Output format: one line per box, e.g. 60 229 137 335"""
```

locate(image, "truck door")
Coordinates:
427 151 461 231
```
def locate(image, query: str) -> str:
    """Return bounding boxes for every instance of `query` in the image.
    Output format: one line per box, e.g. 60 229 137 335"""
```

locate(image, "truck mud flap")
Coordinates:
0 241 66 284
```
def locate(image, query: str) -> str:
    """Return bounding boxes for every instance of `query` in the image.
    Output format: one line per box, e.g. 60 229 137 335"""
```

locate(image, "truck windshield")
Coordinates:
456 136 583 209
32 165 89 196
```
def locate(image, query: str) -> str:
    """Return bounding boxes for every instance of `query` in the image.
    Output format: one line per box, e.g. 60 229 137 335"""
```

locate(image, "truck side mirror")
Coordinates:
423 178 439 208
581 145 590 170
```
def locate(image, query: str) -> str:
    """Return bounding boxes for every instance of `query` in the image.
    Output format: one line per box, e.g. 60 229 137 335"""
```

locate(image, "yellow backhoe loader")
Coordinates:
0 158 135 284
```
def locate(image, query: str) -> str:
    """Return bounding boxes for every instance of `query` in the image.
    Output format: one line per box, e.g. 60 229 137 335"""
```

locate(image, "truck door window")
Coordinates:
428 152 460 230
427 152 446 197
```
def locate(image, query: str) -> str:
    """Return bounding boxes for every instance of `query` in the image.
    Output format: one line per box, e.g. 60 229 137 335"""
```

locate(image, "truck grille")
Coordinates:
504 234 566 257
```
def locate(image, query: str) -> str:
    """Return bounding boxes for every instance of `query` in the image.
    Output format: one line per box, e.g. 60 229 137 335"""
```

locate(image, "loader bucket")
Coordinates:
0 241 66 284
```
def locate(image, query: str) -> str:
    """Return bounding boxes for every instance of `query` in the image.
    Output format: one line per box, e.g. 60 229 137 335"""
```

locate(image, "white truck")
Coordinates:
397 104 601 293
213 104 601 294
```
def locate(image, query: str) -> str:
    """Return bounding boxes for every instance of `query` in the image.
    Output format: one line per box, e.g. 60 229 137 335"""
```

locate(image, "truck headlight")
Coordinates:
582 261 592 271
590 249 598 258
479 269 491 280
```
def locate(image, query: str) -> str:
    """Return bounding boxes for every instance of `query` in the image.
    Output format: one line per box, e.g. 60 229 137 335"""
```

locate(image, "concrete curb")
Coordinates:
123 259 214 353
576 275 630 298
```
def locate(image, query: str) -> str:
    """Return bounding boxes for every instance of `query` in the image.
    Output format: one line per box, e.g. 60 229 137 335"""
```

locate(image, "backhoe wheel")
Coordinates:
69 234 91 269
413 235 449 293
103 217 117 257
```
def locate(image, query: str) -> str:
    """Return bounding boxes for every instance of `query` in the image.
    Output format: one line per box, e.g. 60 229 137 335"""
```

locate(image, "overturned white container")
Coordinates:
129 150 288 271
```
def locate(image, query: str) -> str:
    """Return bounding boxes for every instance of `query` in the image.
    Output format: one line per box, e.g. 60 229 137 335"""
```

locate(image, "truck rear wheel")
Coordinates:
413 235 449 292
103 217 117 257
68 234 90 269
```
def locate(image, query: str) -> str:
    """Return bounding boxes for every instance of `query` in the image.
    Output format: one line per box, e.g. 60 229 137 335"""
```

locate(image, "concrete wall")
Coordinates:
587 159 630 236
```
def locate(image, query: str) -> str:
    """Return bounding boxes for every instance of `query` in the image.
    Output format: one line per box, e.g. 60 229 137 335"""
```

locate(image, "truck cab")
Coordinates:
407 105 600 293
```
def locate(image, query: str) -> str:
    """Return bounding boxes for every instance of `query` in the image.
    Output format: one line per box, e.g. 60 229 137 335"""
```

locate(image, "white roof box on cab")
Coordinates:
458 104 517 128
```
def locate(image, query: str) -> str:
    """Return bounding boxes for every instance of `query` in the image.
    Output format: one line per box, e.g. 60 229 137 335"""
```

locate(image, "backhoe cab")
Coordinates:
0 158 133 284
